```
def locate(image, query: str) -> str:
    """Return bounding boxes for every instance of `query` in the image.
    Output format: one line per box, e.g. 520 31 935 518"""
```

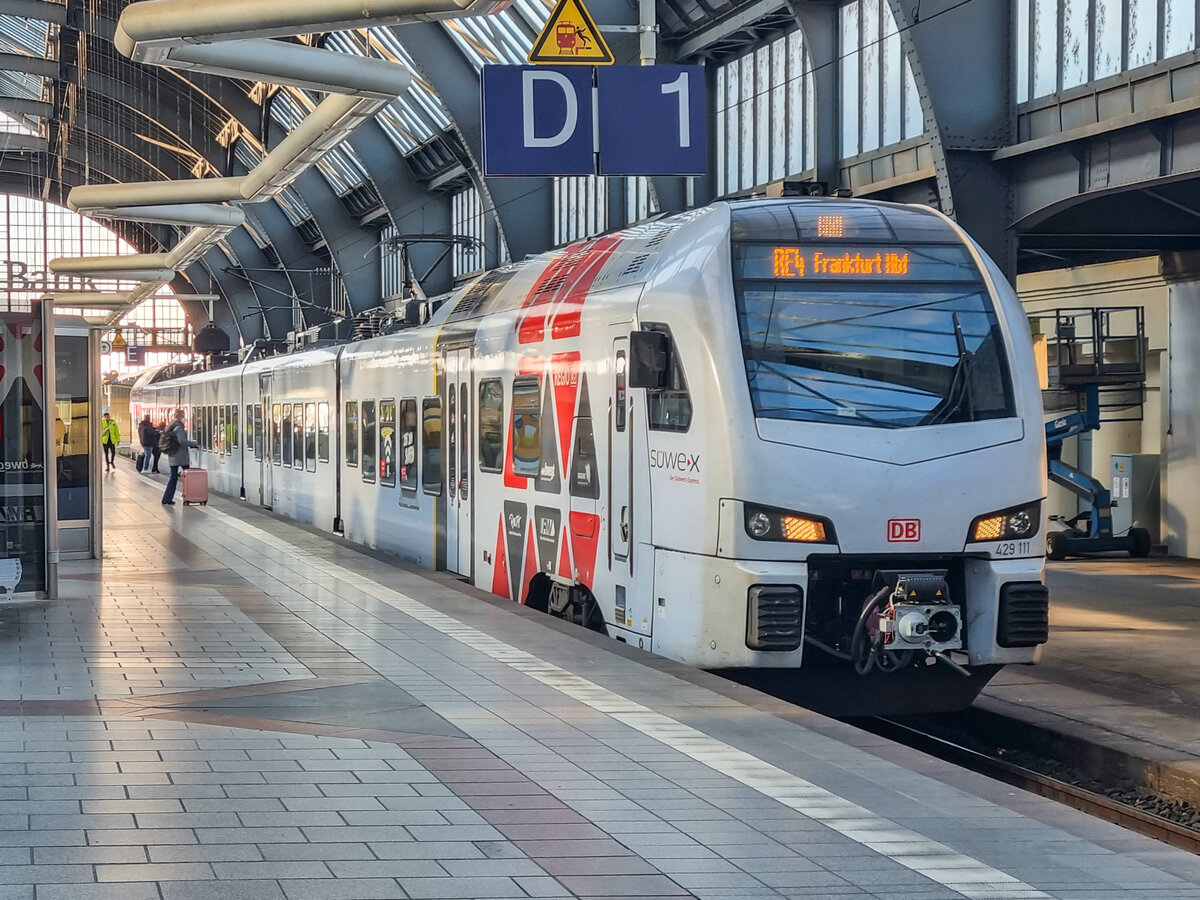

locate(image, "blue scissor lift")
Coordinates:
1035 307 1151 560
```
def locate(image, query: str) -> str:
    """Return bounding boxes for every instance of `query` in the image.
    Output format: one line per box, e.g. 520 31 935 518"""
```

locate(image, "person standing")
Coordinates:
137 414 157 474
160 408 198 506
101 412 119 471
151 421 165 473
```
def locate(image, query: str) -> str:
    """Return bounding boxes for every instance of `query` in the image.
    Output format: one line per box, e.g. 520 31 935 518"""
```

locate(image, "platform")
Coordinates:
982 556 1200 776
0 467 1193 899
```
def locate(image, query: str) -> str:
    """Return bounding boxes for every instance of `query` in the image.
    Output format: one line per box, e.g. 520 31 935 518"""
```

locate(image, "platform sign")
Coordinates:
597 66 706 175
126 346 144 365
528 0 613 65
482 65 707 177
482 66 594 176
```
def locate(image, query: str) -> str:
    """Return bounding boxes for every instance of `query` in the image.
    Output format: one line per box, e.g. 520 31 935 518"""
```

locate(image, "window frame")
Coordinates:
345 400 359 467
292 402 305 470
318 402 330 463
281 404 293 467
399 398 418 492
510 374 542 479
305 402 317 473
379 399 397 487
421 397 443 496
361 399 377 484
478 378 504 473
272 403 283 465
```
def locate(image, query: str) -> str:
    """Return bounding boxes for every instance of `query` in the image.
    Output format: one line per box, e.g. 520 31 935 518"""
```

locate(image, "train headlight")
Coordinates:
969 501 1041 542
744 504 835 543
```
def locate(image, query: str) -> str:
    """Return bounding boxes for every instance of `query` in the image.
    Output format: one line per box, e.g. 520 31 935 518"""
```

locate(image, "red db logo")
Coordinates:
888 519 921 542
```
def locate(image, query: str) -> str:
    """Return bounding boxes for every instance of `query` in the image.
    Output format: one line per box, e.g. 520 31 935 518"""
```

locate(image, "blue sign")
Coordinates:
482 66 594 177
126 346 144 365
597 66 706 176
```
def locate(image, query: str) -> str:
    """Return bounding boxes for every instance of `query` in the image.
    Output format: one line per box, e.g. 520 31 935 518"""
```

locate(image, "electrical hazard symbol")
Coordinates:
529 0 614 65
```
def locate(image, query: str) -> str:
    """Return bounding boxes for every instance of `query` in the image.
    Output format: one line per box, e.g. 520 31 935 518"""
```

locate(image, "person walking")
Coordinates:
137 414 157 474
160 408 198 506
101 412 119 471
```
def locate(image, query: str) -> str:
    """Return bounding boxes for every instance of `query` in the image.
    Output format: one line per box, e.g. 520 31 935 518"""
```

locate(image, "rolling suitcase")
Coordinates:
181 467 208 506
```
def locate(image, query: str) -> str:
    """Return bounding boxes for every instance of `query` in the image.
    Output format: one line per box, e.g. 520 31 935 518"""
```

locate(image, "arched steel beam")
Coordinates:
885 0 1013 276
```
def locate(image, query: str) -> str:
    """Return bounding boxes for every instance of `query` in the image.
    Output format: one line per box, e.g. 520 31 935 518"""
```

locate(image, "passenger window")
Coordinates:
478 379 504 472
646 328 692 433
422 398 442 495
615 351 627 432
569 417 599 499
282 405 293 467
361 400 377 484
218 405 227 455
253 404 263 461
459 383 469 501
400 399 417 491
447 386 457 499
244 405 251 454
345 401 358 467
292 403 304 469
379 400 396 487
231 404 239 450
272 404 282 465
318 402 330 463
305 403 317 473
510 375 541 478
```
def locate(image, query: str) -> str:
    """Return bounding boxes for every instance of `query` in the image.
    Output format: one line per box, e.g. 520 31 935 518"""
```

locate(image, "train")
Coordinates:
131 198 1050 713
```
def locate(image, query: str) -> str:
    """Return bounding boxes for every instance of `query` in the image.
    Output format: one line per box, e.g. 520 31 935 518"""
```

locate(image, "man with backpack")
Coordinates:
160 408 198 506
101 412 120 471
137 415 158 474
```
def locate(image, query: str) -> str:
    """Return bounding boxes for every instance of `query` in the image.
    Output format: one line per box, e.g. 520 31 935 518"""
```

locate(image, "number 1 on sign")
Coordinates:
661 73 690 148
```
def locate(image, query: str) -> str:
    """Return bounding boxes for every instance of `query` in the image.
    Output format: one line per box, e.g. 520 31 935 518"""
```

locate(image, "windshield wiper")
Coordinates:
921 313 974 425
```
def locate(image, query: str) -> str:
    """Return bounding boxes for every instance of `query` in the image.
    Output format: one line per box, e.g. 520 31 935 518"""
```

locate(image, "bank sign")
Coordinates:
0 260 99 294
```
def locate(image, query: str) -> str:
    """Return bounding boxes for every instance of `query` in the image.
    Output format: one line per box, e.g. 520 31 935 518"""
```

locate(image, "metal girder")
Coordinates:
0 0 66 22
886 0 1014 277
669 0 787 59
0 51 56 79
789 1 839 194
0 97 51 118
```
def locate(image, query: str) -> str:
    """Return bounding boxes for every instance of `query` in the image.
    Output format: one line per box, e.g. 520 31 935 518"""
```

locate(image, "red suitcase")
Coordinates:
181 468 208 506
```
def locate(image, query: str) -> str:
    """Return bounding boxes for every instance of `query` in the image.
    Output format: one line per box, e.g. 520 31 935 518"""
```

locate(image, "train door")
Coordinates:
609 337 631 561
259 374 273 508
444 347 472 577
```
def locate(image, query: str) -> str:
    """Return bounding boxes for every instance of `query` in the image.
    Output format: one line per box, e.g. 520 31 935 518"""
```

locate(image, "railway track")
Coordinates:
865 716 1200 855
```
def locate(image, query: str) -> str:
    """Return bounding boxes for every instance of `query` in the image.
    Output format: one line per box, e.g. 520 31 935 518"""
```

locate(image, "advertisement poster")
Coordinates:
0 310 45 594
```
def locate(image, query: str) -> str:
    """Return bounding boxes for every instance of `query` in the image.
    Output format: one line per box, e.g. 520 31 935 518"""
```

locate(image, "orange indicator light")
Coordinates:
781 516 826 543
972 515 1005 541
817 215 844 237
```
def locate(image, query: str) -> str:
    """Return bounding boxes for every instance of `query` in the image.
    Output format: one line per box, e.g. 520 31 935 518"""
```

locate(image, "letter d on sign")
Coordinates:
523 70 578 149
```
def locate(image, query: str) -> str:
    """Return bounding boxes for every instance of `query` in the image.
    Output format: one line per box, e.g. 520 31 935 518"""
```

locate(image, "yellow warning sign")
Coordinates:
529 0 614 65
110 330 127 350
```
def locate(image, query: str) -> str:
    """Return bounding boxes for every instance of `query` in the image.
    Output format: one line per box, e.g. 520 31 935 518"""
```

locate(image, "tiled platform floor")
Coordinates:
0 466 1196 899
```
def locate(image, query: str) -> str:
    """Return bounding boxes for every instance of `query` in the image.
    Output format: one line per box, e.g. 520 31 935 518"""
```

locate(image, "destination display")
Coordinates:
734 243 980 283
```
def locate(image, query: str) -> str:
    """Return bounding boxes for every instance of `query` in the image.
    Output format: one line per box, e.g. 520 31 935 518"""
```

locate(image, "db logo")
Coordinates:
888 519 921 542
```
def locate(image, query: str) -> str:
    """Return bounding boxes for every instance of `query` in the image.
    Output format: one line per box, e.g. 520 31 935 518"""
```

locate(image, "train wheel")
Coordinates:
1046 532 1067 561
1129 527 1152 558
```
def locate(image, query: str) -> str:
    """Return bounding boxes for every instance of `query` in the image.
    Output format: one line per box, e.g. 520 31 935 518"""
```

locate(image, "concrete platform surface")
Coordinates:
0 467 1195 899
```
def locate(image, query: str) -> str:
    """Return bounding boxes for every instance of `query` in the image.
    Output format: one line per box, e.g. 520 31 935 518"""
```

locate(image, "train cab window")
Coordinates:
421 398 442 495
569 417 600 499
510 375 541 478
272 404 282 465
379 400 396 487
345 401 358 467
478 379 504 472
292 403 304 469
645 328 692 433
305 403 317 473
282 405 293 467
317 402 330 463
615 351 627 432
230 404 238 450
362 400 377 484
253 404 263 461
399 399 417 491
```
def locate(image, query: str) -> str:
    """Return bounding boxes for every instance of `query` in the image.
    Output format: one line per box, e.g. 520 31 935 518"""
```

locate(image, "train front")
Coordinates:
637 199 1048 709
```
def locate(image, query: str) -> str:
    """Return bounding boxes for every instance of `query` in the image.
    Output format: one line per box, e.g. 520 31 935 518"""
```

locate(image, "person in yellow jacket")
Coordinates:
101 412 120 471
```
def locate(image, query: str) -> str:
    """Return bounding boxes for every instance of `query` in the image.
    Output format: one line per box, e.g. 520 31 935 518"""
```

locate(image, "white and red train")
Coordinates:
132 198 1049 701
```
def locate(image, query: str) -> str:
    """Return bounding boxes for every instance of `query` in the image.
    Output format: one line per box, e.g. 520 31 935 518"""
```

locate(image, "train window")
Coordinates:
421 398 442 495
292 403 304 469
345 401 358 466
317 402 330 463
379 400 396 487
569 417 599 499
447 385 456 499
230 404 239 450
218 405 227 456
362 400 377 483
281 405 293 467
244 405 251 453
399 399 417 491
272 404 282 465
645 327 692 433
510 375 541 478
615 351 627 432
305 403 317 473
459 383 468 501
478 379 504 472
253 405 263 461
